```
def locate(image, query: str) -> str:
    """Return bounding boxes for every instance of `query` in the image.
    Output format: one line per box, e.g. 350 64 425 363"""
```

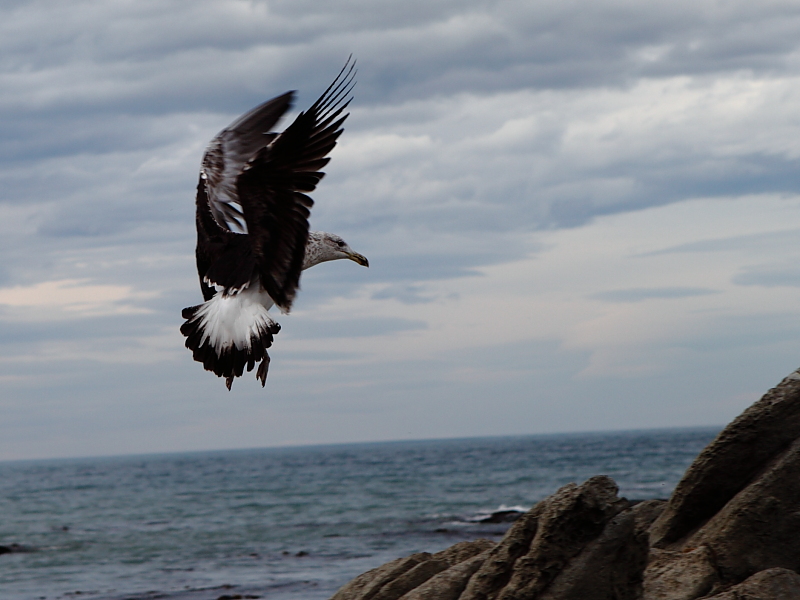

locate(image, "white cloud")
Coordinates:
0 279 156 318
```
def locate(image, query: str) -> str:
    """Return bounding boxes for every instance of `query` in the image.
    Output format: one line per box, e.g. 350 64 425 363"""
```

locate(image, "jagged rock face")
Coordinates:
643 368 800 597
463 476 646 600
330 367 800 600
644 547 718 600
330 476 648 600
649 369 800 550
330 541 496 600
704 568 800 599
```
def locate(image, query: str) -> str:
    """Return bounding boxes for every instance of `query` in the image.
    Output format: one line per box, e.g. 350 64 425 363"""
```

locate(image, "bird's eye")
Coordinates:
336 240 345 247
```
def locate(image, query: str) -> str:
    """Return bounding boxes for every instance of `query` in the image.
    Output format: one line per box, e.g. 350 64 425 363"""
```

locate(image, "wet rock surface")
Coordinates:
0 543 32 554
329 368 800 599
478 510 526 524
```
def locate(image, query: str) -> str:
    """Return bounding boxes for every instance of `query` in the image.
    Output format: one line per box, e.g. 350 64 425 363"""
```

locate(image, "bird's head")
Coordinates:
306 231 369 269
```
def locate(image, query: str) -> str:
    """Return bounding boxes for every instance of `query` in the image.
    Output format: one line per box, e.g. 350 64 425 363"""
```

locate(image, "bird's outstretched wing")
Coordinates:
201 92 295 232
237 58 356 311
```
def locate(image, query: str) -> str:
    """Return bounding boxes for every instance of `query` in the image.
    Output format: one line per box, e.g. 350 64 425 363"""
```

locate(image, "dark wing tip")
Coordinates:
311 56 357 121
235 57 356 315
226 90 296 135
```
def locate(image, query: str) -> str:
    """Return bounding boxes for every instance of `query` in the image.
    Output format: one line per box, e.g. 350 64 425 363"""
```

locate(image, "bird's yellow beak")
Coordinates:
348 252 369 267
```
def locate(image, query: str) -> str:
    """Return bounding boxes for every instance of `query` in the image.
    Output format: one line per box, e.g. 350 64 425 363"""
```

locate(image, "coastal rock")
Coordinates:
479 476 641 600
332 541 496 600
434 540 497 565
536 506 648 600
649 368 800 549
0 543 32 554
400 551 492 600
331 476 647 600
704 568 800 599
478 509 525 524
642 367 800 597
683 436 800 582
629 499 666 533
330 553 434 600
331 367 800 600
643 546 718 600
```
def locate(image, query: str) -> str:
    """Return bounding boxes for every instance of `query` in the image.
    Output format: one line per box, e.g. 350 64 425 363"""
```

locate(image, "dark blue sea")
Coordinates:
0 428 719 600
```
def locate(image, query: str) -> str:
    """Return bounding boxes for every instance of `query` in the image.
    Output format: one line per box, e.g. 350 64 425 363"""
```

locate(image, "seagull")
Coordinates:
180 59 368 390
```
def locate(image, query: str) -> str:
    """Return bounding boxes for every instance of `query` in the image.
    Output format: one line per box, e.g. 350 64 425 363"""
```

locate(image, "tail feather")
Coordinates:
181 298 280 389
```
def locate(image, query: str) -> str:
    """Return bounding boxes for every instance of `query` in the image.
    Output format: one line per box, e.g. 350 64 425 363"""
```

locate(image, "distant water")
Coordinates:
0 428 719 600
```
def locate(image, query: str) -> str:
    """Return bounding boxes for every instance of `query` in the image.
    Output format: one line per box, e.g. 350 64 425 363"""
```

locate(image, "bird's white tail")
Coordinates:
180 288 279 389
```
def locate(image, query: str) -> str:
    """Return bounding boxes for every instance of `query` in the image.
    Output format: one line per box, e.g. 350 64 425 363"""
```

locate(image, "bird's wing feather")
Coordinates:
237 59 356 311
191 179 254 299
201 92 295 232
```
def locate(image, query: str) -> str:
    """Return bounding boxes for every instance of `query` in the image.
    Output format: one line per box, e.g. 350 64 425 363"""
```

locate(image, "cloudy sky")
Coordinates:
3 0 800 460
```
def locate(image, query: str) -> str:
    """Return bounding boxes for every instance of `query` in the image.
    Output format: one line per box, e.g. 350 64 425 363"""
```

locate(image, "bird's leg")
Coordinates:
256 353 270 387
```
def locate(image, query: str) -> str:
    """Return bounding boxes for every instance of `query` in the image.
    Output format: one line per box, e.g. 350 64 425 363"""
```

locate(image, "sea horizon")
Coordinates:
0 423 725 466
2 426 721 600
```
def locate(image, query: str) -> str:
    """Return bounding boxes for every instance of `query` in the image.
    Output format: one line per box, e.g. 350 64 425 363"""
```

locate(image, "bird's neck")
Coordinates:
302 231 329 270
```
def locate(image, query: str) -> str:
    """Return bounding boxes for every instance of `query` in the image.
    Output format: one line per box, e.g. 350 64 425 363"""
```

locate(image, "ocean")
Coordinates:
0 428 719 600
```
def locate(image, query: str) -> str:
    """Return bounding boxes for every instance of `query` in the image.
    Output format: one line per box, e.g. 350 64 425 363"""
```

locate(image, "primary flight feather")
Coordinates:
181 59 368 390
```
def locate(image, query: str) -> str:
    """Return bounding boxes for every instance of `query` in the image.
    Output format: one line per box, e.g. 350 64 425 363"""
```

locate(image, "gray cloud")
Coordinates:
286 316 427 339
3 0 800 458
3 0 800 292
371 284 440 305
641 229 800 257
733 263 800 287
4 0 800 258
591 287 719 303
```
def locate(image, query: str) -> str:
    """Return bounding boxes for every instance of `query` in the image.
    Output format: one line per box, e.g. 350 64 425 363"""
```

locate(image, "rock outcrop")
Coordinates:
0 543 32 554
644 368 800 598
329 367 800 600
331 540 496 600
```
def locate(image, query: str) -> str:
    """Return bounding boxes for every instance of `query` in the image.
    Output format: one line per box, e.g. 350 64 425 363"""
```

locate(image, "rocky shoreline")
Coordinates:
330 368 800 600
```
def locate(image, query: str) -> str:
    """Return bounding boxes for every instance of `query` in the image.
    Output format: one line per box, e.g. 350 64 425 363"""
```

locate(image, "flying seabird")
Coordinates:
180 59 368 390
